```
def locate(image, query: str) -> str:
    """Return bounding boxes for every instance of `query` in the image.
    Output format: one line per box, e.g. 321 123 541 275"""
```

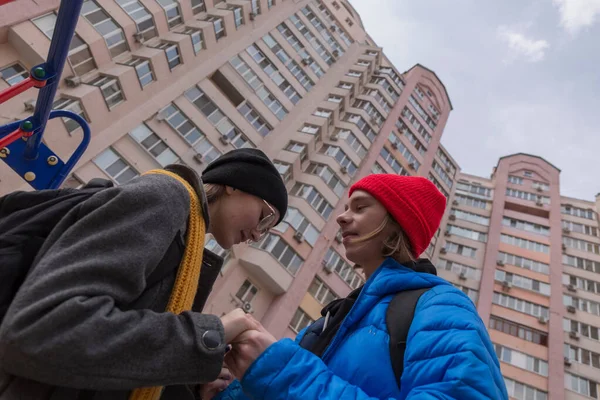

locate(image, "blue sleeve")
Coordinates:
401 288 508 400
213 380 250 400
240 339 399 400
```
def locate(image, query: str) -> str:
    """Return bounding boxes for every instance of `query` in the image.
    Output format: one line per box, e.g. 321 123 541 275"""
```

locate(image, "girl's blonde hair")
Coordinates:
350 215 414 264
203 183 226 204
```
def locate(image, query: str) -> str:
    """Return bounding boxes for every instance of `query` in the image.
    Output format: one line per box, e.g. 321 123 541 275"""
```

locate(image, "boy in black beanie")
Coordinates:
0 148 288 400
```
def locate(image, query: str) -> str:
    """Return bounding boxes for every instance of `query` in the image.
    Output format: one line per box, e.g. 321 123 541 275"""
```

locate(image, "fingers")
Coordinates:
221 309 260 344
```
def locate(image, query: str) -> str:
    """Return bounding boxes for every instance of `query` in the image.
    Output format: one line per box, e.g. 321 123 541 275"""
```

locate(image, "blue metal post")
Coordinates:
24 0 85 160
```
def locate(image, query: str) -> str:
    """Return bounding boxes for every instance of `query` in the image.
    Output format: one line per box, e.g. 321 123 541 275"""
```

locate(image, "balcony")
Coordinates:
239 246 293 295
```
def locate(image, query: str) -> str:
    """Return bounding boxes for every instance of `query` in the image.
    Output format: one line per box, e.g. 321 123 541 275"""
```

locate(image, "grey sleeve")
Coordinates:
0 174 225 390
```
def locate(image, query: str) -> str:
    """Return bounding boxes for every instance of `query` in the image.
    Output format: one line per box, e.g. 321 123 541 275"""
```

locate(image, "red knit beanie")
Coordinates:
349 174 447 258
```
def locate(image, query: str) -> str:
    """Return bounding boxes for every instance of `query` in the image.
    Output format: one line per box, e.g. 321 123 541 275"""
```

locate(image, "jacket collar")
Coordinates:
164 164 211 231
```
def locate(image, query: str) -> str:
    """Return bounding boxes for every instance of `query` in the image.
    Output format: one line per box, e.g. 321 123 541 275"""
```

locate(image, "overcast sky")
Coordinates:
349 0 600 201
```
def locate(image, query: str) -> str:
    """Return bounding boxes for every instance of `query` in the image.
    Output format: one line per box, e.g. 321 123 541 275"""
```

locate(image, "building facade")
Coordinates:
1 1 599 399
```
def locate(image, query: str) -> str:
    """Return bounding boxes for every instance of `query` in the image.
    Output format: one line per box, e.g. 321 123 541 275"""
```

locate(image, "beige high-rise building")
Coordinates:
1 1 599 399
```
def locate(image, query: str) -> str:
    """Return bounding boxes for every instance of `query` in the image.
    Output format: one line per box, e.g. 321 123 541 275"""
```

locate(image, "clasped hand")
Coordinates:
220 308 276 379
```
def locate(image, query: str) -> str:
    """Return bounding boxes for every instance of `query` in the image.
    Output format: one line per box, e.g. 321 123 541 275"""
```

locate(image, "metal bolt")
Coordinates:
21 120 33 131
24 172 36 182
33 67 46 79
22 136 28 141
47 155 58 166
0 148 9 158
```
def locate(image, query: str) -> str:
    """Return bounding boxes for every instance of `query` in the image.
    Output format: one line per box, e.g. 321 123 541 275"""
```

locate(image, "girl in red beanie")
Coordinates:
213 174 508 400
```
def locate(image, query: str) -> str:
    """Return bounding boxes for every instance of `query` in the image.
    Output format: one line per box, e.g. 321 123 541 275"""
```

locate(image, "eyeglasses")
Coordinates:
253 200 277 239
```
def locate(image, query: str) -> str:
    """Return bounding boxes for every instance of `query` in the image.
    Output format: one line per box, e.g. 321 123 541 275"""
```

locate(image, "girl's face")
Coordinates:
210 187 279 249
336 190 395 272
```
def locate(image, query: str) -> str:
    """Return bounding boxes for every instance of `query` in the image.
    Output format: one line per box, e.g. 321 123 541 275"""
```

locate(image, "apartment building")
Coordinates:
1 1 598 399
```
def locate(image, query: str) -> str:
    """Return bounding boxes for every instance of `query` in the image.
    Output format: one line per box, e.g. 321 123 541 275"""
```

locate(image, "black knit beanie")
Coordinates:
202 148 288 224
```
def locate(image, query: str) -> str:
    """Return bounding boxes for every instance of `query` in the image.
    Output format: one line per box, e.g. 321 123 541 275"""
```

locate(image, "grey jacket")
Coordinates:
0 165 225 399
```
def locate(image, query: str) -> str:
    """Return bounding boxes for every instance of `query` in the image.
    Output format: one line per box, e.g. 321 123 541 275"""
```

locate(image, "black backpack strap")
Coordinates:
386 288 430 389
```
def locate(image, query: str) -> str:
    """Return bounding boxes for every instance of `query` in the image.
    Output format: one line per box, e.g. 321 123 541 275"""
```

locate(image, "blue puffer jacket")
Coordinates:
216 258 508 400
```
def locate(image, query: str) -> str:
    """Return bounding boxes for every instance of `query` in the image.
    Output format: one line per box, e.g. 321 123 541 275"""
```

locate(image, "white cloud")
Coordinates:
497 26 550 63
553 0 600 34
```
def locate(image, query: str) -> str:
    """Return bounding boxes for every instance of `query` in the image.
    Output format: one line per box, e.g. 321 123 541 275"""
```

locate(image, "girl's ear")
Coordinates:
225 186 236 195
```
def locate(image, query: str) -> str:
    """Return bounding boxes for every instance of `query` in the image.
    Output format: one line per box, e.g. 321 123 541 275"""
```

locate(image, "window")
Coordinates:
115 0 157 40
80 0 129 57
274 161 292 183
379 147 407 176
235 280 258 303
371 162 385 174
177 26 204 54
564 317 600 341
308 276 338 305
493 343 548 376
191 0 206 14
565 343 600 370
401 107 431 143
94 148 138 184
129 124 179 166
429 176 448 198
490 316 548 346
338 82 353 90
500 234 549 254
300 124 320 135
88 75 124 110
238 101 271 137
446 225 488 242
205 237 229 259
344 113 377 142
455 194 489 210
291 183 333 219
564 294 600 317
300 6 344 56
323 247 365 289
563 236 600 254
184 86 254 149
502 217 549 236
563 254 600 274
230 55 287 120
336 129 367 158
277 207 320 246
159 103 221 163
1 63 29 86
506 188 550 204
563 220 599 237
409 95 436 130
313 109 331 118
432 161 453 188
289 15 334 65
365 88 392 114
306 163 347 197
267 0 274 9
314 1 353 47
206 16 225 40
250 0 261 15
565 372 598 399
379 67 405 91
320 145 358 176
371 76 400 102
276 24 325 77
153 42 181 70
493 292 549 318
454 284 479 303
436 259 481 280
262 33 314 91
328 95 343 103
434 148 455 174
120 57 154 88
504 377 547 400
387 133 421 170
32 13 97 75
252 233 303 275
53 97 88 133
289 308 313 333
456 181 491 198
445 242 477 258
563 274 600 295
346 70 361 78
508 175 523 185
156 0 182 28
524 170 533 177
497 252 549 275
61 175 85 189
451 209 489 225
562 205 596 220
495 270 551 296
285 141 307 161
231 7 244 28
352 99 384 127
246 45 302 105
